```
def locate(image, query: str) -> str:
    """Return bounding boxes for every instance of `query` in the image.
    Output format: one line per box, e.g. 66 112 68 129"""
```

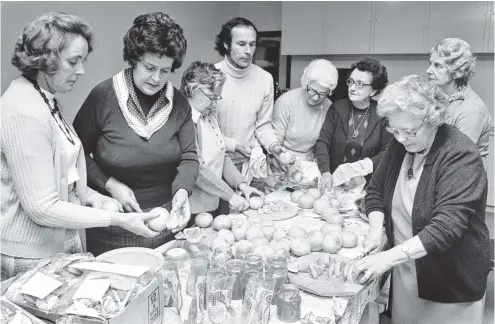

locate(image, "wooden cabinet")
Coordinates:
281 1 493 55
372 2 428 53
488 3 494 52
323 2 373 54
281 2 325 55
427 1 488 52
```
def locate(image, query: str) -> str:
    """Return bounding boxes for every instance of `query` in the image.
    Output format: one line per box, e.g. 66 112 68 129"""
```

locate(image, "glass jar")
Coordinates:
211 248 234 270
241 272 276 324
206 268 235 324
187 252 209 297
266 254 288 305
225 259 245 300
276 284 301 323
244 253 263 274
161 259 181 310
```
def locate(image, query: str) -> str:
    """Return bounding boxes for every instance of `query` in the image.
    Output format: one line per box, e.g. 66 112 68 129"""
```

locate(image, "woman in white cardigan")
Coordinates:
1 12 160 279
180 61 263 221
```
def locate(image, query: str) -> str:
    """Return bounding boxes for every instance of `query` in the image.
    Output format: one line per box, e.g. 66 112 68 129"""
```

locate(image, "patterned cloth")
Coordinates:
344 105 370 164
85 201 175 257
113 69 174 140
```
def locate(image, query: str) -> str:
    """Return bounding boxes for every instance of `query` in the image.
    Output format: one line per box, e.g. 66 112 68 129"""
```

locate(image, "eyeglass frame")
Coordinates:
306 86 330 99
199 87 222 102
386 116 428 138
346 78 373 89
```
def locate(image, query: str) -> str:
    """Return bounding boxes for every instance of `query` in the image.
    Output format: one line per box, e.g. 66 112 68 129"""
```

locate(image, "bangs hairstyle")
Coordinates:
430 37 476 87
123 12 187 71
300 59 339 92
180 61 226 98
378 75 449 128
11 11 93 78
214 17 258 57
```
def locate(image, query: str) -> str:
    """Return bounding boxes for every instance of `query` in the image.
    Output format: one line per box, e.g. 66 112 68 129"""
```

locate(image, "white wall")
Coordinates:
238 1 282 31
1 1 240 121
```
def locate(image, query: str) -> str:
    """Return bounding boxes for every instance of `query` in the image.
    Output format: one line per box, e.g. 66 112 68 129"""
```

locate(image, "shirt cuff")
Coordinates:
220 188 235 202
225 137 237 152
362 158 374 174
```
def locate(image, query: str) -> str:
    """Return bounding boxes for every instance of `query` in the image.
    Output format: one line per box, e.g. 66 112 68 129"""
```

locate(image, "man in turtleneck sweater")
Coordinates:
214 17 284 172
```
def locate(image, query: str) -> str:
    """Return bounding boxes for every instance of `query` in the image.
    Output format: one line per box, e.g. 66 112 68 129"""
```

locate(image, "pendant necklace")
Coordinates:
350 104 370 139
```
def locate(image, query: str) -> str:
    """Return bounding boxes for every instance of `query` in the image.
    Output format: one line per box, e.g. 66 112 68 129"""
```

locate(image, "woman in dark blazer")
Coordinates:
355 75 490 324
315 58 392 192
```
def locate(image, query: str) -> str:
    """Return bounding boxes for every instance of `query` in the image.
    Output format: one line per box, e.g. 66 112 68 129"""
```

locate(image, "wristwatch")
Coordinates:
400 243 411 260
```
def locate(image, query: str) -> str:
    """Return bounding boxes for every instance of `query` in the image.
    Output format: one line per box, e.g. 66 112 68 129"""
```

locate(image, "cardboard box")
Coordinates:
16 275 164 324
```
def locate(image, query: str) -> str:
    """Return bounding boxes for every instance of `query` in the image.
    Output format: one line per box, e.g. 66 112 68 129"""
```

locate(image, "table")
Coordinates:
156 190 382 324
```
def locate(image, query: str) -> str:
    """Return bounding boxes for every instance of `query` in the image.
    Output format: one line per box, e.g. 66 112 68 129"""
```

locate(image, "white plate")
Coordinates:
97 247 164 272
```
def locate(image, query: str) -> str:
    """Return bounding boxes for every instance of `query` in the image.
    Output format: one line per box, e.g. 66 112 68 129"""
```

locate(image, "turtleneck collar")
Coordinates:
221 56 252 79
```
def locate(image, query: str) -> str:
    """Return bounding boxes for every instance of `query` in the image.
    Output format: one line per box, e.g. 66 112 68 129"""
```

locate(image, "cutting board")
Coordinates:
288 252 365 297
243 200 299 221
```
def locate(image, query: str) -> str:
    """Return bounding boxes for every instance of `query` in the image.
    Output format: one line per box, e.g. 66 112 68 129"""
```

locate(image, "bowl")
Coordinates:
96 247 164 272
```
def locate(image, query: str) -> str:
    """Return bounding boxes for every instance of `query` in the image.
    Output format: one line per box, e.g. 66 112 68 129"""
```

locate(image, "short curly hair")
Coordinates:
123 12 187 72
300 59 339 92
430 37 476 87
180 61 226 98
378 75 449 128
11 12 93 78
214 17 258 57
350 58 388 95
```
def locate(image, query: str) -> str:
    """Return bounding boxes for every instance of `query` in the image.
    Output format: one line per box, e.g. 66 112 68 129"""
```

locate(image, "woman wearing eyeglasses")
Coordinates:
355 75 489 324
180 61 263 221
73 12 199 255
268 59 338 189
427 38 491 170
316 58 392 192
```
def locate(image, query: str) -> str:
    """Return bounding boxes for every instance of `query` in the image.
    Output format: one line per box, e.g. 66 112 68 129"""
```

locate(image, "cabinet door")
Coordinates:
281 2 325 55
488 3 494 52
323 2 372 54
373 2 428 53
427 2 488 52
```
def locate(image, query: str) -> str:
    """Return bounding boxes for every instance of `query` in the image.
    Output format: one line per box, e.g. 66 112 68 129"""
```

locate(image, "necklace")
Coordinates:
350 104 370 139
30 79 75 145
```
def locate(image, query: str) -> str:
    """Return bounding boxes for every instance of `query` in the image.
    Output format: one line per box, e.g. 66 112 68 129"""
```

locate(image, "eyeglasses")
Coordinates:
199 88 222 102
386 117 428 138
306 86 330 99
346 78 372 89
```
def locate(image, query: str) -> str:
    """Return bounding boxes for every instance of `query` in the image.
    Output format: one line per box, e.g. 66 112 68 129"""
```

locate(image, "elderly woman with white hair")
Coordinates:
267 59 338 189
427 37 491 169
356 75 490 324
316 58 392 192
181 61 263 222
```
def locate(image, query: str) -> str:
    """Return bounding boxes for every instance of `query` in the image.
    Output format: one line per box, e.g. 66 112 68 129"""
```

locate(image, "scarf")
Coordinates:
113 68 174 140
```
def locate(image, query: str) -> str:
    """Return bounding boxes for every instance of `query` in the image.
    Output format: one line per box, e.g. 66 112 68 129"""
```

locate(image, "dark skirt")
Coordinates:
86 201 174 256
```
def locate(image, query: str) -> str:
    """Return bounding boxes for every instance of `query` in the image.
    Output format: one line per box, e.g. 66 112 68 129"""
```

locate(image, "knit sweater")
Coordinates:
189 107 244 214
366 125 490 303
73 78 199 210
446 86 491 169
1 76 114 259
315 98 392 175
272 88 330 154
215 58 279 164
